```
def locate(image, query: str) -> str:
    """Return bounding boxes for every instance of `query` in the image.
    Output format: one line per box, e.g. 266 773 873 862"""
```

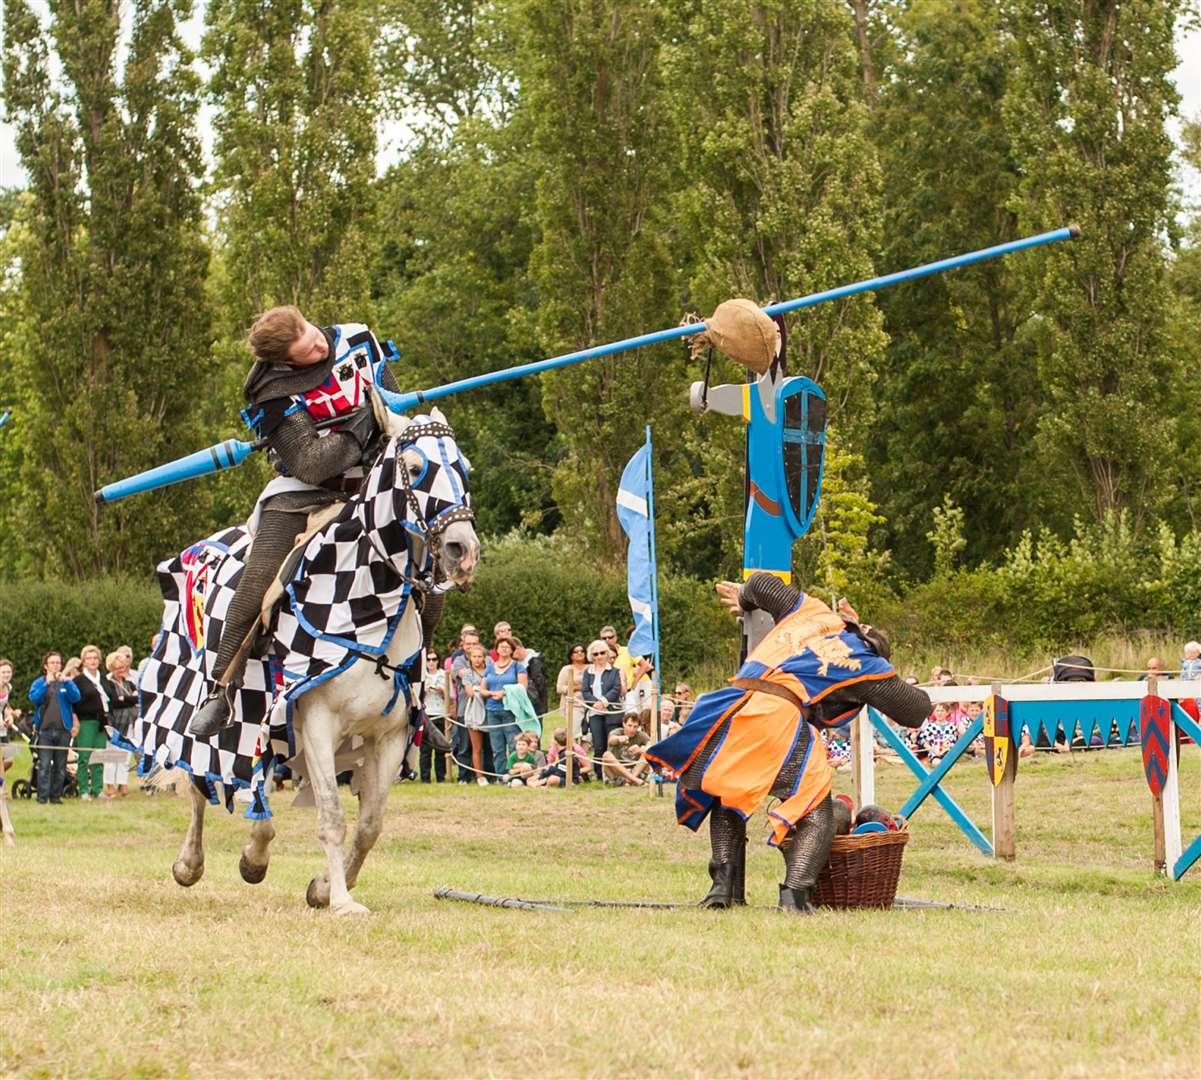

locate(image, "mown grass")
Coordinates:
2 746 1199 1078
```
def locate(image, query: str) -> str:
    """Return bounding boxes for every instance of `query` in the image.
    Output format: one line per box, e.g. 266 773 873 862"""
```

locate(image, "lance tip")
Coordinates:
1068 223 1081 239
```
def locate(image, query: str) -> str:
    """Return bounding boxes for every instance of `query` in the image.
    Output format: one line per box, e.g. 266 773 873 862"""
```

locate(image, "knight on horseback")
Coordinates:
189 306 452 746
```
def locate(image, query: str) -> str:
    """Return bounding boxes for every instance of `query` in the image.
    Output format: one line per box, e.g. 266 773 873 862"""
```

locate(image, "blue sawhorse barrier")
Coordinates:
866 708 992 856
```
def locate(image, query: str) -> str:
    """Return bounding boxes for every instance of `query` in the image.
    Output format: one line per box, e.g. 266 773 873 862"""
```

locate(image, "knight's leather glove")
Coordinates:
340 405 382 464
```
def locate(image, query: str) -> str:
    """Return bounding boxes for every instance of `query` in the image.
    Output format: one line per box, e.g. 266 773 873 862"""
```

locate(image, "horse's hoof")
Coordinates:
239 854 268 884
306 876 330 909
172 859 204 887
331 899 371 916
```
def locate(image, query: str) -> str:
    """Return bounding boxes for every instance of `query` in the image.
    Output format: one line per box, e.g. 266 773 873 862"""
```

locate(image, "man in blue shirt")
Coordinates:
29 650 81 804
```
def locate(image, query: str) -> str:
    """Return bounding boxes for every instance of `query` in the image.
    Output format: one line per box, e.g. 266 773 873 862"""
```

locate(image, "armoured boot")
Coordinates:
777 794 835 915
778 883 816 915
699 806 747 908
699 860 738 909
189 684 237 739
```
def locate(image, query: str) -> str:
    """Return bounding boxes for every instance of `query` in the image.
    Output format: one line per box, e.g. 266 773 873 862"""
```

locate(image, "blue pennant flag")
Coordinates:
616 429 659 662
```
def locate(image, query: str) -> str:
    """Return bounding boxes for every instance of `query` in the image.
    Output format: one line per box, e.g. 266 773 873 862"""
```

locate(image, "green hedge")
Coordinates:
0 576 164 700
4 517 1193 699
875 518 1200 658
439 533 738 677
0 535 741 696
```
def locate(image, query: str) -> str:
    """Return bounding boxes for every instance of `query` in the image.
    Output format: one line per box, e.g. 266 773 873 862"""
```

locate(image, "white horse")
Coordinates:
169 394 478 915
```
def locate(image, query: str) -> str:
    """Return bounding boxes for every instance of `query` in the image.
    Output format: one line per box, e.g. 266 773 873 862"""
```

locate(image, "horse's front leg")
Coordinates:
239 813 275 885
301 714 367 916
344 729 409 892
172 781 208 887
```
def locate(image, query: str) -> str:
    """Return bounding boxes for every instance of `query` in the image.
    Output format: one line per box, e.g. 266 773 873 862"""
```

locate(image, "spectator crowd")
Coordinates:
1 643 143 805
3 628 1197 801
418 620 692 788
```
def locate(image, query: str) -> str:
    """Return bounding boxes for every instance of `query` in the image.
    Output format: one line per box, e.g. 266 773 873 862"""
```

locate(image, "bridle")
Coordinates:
390 420 475 578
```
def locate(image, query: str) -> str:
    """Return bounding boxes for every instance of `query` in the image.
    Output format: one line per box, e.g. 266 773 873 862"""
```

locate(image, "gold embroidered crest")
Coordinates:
806 633 860 676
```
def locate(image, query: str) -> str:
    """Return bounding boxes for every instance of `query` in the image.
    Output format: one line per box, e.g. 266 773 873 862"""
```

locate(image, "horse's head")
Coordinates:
370 389 480 588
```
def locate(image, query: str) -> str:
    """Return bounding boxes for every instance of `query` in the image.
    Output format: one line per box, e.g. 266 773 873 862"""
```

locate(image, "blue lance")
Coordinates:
0 409 11 432
93 225 1079 504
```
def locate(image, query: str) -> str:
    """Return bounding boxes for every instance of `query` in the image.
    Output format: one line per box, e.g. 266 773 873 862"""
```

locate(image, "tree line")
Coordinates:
1 0 1197 631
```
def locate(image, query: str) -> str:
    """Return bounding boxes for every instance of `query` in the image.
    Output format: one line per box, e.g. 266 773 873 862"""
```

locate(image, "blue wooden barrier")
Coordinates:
861 681 1199 879
866 707 993 856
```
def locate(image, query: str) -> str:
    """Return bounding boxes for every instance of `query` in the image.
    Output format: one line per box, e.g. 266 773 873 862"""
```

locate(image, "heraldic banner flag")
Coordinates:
616 426 660 667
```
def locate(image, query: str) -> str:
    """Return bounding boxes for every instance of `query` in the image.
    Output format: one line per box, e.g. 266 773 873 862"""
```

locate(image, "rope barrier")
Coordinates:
919 662 1188 686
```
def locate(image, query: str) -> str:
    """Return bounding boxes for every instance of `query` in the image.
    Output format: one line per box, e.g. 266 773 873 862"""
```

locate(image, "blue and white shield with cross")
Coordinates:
742 375 827 579
776 377 827 542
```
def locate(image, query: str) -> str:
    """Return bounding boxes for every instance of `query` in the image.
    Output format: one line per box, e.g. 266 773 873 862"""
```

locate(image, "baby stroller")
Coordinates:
8 713 78 800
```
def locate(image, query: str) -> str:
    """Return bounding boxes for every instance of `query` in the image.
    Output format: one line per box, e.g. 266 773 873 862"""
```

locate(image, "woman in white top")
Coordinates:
555 643 588 737
419 650 450 783
103 650 138 797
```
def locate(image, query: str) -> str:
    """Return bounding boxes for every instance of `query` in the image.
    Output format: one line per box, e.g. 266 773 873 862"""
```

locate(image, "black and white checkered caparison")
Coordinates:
116 415 473 817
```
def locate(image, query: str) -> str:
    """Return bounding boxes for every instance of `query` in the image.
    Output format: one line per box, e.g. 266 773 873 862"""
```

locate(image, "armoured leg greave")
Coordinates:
210 507 309 686
700 806 747 909
419 589 445 653
778 794 834 914
189 507 308 740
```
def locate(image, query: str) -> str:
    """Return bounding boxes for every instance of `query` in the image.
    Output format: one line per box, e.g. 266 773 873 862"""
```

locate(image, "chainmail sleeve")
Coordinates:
379 362 400 393
268 410 364 486
834 675 931 729
737 573 803 625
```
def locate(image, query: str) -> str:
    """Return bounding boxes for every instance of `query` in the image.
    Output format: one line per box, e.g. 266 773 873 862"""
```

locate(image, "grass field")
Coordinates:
2 745 1199 1078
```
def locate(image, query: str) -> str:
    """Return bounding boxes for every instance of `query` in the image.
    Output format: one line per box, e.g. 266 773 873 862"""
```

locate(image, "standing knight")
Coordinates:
646 573 930 913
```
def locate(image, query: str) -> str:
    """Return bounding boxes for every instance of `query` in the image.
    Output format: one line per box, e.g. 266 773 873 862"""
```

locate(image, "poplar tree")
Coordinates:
512 0 687 560
1 0 212 577
204 0 382 517
868 0 1040 572
1003 0 1183 526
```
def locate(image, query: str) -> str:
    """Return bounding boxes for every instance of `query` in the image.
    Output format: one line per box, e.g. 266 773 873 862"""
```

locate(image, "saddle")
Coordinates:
219 503 347 675
259 503 345 631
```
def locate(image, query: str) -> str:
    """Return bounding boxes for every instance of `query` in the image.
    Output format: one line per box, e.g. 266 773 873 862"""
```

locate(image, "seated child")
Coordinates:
959 698 983 757
528 728 586 787
602 713 651 786
504 732 541 786
917 701 959 765
1181 641 1201 682
821 726 852 770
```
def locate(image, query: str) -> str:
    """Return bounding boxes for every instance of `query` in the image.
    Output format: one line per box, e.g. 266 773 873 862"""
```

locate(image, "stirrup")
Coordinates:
423 717 452 753
189 686 236 739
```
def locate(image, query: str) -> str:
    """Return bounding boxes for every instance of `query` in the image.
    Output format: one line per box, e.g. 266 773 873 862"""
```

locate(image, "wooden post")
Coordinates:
990 681 1017 860
1152 789 1166 872
1162 713 1183 877
851 706 874 810
562 690 574 789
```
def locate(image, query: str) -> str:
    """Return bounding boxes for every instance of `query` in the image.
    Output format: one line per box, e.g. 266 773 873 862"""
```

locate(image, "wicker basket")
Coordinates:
813 829 909 910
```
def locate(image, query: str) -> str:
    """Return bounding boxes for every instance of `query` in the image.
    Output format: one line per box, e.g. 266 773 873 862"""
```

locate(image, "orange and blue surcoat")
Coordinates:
646 593 894 847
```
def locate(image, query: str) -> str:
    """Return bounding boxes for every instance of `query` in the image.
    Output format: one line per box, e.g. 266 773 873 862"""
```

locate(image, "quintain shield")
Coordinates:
1139 695 1171 797
774 377 827 542
982 693 1012 787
